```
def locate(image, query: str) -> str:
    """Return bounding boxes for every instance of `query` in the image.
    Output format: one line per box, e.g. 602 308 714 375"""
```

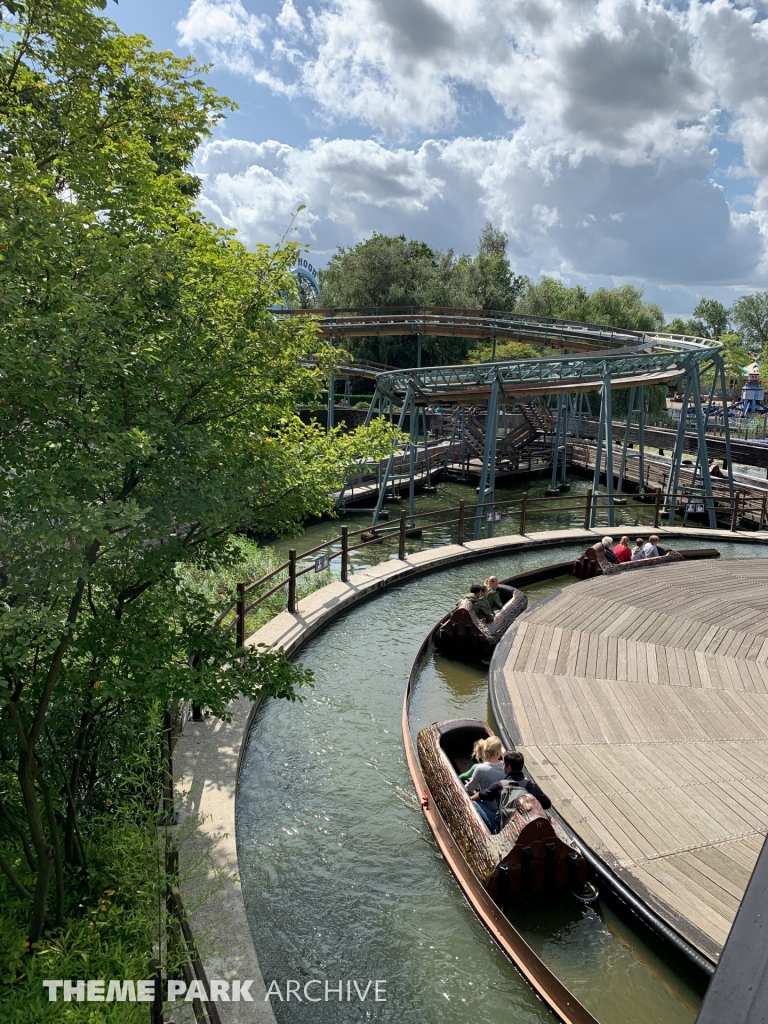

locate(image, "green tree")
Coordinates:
693 298 730 339
516 279 664 332
0 0 393 945
452 222 526 311
731 292 768 351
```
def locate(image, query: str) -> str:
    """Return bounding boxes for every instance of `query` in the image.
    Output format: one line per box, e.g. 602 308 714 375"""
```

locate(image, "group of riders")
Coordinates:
459 735 551 834
458 576 503 624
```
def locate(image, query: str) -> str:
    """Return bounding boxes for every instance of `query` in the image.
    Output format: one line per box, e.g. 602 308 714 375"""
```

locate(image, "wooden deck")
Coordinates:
492 559 768 963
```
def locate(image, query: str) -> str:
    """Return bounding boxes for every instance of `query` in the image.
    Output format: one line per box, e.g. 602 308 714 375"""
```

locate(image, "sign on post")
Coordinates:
314 554 330 572
486 511 502 523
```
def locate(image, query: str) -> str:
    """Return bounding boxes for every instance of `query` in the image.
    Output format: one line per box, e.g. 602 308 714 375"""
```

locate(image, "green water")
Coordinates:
237 537 768 1024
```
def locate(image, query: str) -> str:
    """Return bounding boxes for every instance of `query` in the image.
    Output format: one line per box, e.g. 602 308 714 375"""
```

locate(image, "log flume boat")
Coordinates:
406 546 722 1020
434 544 720 661
403 646 600 1024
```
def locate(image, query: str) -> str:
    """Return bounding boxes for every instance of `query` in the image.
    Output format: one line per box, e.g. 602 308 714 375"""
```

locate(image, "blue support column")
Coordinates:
550 393 563 491
717 354 735 504
617 386 635 494
474 379 500 540
690 363 718 529
666 372 691 525
603 372 615 527
372 384 411 526
561 396 569 486
408 389 417 522
590 385 606 527
637 386 645 493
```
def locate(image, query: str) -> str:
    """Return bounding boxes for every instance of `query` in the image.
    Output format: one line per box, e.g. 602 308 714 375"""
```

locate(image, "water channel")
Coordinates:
237 526 768 1024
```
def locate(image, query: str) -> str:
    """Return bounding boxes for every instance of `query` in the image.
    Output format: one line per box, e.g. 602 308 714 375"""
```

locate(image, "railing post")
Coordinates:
288 550 297 613
761 493 767 532
458 500 465 544
341 526 348 582
236 582 245 650
520 492 527 535
583 488 592 530
653 487 661 529
731 491 740 532
399 509 407 560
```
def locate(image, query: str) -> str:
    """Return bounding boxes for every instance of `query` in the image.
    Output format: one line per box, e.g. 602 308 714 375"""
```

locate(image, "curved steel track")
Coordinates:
280 305 721 402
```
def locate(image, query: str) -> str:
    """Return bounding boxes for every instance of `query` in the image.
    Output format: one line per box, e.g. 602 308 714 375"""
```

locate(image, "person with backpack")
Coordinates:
470 751 551 833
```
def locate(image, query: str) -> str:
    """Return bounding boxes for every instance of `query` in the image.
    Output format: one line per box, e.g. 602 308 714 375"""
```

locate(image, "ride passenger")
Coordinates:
484 576 504 613
642 534 660 558
458 738 488 781
471 751 552 833
464 736 504 795
613 535 632 563
631 538 645 561
601 536 619 563
459 584 494 623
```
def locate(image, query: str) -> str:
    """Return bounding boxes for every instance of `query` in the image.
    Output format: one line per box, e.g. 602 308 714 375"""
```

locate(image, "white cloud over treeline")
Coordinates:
180 0 768 295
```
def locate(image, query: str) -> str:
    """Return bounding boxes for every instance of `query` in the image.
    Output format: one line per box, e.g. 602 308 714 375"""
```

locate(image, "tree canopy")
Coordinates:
0 0 393 947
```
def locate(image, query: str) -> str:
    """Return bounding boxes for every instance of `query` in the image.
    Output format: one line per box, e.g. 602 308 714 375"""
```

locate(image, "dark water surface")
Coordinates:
238 539 768 1024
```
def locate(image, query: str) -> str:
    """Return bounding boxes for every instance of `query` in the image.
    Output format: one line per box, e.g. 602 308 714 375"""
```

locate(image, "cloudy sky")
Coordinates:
113 0 768 317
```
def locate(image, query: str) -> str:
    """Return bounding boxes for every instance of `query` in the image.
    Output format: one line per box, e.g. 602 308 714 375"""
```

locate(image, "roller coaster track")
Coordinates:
279 305 721 402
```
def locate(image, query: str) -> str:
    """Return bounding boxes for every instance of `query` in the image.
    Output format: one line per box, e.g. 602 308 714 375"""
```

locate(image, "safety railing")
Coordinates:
215 488 766 638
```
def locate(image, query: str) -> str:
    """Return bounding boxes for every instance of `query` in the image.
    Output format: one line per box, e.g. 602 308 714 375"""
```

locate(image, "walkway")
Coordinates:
491 558 768 963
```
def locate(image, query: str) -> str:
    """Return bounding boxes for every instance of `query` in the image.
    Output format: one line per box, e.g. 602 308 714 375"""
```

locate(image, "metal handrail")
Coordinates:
216 487 759 636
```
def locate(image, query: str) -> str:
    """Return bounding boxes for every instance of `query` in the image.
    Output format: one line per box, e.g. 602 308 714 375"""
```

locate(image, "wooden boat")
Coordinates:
402 680 599 1024
433 584 528 661
573 541 719 579
417 718 592 902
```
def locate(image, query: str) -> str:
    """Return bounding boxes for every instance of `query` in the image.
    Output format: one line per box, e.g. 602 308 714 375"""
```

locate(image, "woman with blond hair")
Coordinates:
484 575 504 613
463 736 504 794
458 737 488 781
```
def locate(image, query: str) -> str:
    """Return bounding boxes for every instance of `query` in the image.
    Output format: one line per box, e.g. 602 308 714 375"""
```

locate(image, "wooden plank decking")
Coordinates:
493 559 768 963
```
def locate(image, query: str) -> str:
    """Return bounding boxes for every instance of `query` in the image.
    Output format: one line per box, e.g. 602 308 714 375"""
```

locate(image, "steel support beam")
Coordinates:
638 385 645 493
474 379 500 540
408 388 417 522
603 372 615 527
666 372 691 525
690 363 718 529
617 386 636 494
589 384 606 527
371 384 411 526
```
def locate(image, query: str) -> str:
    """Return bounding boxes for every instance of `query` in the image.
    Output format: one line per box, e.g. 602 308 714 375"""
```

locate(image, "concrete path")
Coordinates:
173 525 768 1020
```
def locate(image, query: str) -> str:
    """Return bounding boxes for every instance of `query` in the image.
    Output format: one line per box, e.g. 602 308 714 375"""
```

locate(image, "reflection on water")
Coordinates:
238 540 768 1024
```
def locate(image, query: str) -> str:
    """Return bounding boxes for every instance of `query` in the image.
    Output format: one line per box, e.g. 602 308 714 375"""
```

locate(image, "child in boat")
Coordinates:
484 576 504 613
613 536 632 563
458 738 488 781
642 534 660 558
631 538 645 561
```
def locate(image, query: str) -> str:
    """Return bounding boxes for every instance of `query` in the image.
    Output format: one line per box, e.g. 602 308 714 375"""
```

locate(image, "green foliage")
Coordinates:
0 719 164 1023
517 279 665 332
0 0 396 953
176 537 332 636
610 386 669 419
467 341 542 364
318 223 525 366
731 291 768 351
693 298 730 339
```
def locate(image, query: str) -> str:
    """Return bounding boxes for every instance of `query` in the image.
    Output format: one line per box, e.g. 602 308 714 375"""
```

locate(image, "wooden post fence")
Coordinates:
399 510 407 560
288 550 297 612
653 487 662 528
236 582 245 650
341 525 348 582
458 500 465 544
583 488 592 530
520 492 527 535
